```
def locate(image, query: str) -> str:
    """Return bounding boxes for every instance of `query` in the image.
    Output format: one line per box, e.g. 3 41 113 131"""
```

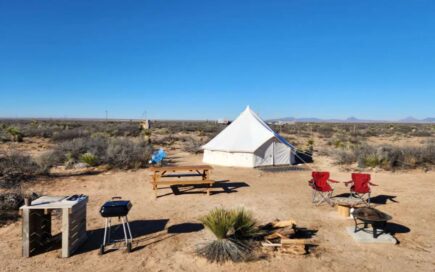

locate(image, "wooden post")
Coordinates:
61 208 70 258
22 209 51 257
337 205 350 217
22 209 30 257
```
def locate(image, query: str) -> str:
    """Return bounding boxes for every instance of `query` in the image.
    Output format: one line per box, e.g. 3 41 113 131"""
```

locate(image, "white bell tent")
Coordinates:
202 106 296 167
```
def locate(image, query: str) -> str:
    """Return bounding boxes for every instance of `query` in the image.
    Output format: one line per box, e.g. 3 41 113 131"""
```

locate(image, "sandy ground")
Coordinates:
0 137 54 156
1 152 434 272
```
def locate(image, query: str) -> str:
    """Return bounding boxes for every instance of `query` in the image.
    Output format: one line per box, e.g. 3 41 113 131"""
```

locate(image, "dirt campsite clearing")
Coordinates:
1 150 434 272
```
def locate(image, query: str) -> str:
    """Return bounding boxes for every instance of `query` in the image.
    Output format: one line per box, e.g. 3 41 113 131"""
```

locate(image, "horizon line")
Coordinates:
0 116 433 124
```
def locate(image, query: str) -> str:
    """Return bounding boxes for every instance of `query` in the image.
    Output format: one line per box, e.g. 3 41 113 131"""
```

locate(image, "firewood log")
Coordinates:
273 219 296 228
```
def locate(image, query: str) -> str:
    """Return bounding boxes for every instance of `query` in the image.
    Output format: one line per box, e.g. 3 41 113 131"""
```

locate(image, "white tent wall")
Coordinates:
253 138 274 166
203 150 255 167
254 138 294 166
273 140 292 165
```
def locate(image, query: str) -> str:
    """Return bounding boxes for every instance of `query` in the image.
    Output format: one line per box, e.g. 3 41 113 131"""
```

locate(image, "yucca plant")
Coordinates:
79 152 98 166
6 127 23 142
197 208 259 263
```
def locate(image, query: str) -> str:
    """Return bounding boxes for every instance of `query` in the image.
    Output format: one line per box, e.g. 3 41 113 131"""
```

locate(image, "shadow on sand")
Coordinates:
75 219 169 255
369 195 399 205
386 222 411 235
156 180 250 198
259 165 309 172
75 220 204 255
333 193 398 206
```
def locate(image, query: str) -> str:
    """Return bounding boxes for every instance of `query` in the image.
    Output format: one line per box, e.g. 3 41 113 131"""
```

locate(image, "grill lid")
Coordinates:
100 200 132 217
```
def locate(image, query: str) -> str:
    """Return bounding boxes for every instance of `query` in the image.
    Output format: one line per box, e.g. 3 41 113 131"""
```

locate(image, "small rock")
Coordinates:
74 162 89 169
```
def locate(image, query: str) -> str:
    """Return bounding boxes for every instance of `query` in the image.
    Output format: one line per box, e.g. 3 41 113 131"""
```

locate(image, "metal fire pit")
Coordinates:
352 207 392 238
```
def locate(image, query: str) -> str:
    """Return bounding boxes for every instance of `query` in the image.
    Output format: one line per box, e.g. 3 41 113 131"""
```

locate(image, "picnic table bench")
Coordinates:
149 165 215 198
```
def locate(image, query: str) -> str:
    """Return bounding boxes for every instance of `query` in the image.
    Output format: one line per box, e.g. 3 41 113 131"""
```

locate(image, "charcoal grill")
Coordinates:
99 197 133 254
352 207 392 238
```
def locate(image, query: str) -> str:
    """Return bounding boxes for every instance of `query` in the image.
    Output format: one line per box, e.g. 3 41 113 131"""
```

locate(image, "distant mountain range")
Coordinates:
267 116 435 123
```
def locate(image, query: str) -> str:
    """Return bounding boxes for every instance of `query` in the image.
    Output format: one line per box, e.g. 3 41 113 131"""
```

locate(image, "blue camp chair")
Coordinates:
150 148 167 165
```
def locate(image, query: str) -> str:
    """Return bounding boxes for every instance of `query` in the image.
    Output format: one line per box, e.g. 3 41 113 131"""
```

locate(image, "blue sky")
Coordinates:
0 0 434 120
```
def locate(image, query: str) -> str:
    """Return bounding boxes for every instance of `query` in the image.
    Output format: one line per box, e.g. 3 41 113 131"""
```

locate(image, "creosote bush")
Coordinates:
0 192 40 226
323 142 435 170
106 137 153 169
0 152 42 189
49 136 152 169
197 208 258 263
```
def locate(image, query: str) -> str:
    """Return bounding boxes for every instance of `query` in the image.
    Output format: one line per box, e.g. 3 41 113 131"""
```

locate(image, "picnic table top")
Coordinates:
149 164 213 172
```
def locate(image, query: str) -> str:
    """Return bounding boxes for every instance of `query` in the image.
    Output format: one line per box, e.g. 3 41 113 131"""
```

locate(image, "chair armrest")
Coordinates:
328 179 340 183
344 181 353 186
369 182 378 186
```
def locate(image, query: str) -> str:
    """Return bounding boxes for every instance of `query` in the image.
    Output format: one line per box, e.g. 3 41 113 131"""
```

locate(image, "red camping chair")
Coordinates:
344 173 378 206
308 172 340 206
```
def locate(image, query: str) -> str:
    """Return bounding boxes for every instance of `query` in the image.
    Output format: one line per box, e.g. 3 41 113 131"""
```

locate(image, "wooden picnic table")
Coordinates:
149 165 214 198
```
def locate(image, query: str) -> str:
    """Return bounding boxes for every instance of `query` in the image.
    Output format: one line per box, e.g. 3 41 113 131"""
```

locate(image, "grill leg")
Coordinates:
373 224 377 239
121 217 129 246
107 218 112 244
102 218 108 246
125 216 133 242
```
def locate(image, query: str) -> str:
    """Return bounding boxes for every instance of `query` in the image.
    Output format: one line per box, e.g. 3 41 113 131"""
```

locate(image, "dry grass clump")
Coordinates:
197 208 259 263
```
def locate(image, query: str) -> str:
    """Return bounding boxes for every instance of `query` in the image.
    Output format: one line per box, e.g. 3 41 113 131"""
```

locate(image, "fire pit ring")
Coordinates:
352 207 392 238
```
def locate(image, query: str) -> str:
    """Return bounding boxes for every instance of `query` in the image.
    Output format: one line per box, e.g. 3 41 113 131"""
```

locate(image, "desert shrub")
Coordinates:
331 149 358 165
20 124 57 138
0 152 42 188
411 130 432 137
0 192 24 226
197 208 258 263
52 128 90 142
34 151 58 174
106 122 142 137
182 136 208 154
152 135 176 146
49 135 152 169
152 120 226 135
79 152 98 166
0 192 40 226
0 192 24 211
6 127 23 142
54 136 109 164
360 153 380 168
106 138 152 169
316 126 334 138
0 128 10 142
324 142 435 170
